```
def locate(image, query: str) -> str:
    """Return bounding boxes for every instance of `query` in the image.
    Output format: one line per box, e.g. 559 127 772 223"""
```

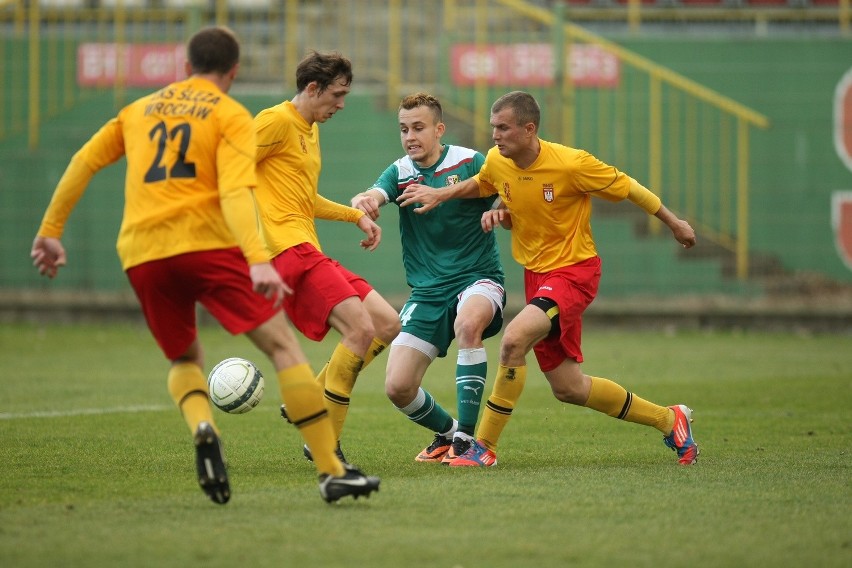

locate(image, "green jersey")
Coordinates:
370 145 504 298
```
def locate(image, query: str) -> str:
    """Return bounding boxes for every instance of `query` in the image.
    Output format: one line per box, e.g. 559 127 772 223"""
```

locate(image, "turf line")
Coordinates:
0 404 171 420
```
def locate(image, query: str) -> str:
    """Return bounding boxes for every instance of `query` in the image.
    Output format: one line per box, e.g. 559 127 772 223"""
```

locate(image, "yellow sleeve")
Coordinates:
314 194 364 223
474 151 498 197
38 118 125 238
627 177 662 215
571 150 631 202
37 153 97 238
220 188 271 265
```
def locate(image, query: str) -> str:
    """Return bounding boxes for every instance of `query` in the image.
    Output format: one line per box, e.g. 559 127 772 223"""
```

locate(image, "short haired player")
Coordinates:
397 90 700 467
253 51 401 462
31 27 379 503
351 92 505 463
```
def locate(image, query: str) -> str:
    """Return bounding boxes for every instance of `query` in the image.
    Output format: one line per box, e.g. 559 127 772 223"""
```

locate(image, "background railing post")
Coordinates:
737 118 751 281
649 74 662 235
474 0 489 151
387 0 401 111
27 0 38 150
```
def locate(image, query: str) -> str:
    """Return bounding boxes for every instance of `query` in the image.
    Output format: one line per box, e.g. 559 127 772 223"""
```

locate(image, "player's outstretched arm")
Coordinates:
351 189 385 221
625 178 695 249
356 214 382 251
397 177 480 214
31 236 67 279
655 204 696 249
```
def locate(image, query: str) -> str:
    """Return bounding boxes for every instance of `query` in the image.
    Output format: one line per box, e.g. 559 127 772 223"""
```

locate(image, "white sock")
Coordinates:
453 431 473 442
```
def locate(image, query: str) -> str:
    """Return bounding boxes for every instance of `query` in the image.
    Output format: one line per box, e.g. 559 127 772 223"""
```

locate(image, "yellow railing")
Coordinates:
623 0 849 35
420 0 769 279
1 0 774 279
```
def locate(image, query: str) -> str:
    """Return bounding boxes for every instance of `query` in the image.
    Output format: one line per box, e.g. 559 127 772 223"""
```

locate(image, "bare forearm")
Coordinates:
655 204 697 248
397 177 481 213
439 177 480 201
351 188 386 220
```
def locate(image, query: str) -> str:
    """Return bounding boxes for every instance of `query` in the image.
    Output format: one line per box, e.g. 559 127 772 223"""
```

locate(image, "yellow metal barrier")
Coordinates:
433 0 770 280
1 0 776 280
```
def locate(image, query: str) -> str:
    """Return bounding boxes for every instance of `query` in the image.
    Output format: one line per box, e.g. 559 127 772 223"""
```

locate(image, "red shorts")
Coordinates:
524 256 601 372
272 243 373 341
126 248 278 361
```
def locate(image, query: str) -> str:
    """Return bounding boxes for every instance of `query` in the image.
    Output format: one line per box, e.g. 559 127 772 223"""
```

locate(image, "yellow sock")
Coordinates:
585 376 673 434
315 363 329 390
477 365 526 451
362 337 389 367
315 337 387 390
323 342 364 441
167 362 215 434
278 363 345 477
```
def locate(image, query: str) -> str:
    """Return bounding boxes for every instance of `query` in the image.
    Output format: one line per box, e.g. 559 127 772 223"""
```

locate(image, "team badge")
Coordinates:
447 175 459 185
542 183 554 203
503 182 511 202
832 191 852 271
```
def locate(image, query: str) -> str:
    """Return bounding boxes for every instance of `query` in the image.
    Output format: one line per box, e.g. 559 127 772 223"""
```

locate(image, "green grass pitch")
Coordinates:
0 322 849 567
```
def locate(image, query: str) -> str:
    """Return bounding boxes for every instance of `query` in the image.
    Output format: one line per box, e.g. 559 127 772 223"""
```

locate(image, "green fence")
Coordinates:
1 1 851 310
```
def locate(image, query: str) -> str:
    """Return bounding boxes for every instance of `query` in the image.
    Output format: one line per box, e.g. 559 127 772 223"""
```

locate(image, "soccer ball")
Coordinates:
207 357 265 414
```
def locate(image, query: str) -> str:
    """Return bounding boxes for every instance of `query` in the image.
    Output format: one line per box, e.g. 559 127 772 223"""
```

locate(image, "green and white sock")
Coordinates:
397 387 456 437
456 347 487 436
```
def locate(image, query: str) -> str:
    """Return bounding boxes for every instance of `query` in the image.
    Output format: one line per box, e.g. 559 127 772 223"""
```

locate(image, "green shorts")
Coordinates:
395 278 505 358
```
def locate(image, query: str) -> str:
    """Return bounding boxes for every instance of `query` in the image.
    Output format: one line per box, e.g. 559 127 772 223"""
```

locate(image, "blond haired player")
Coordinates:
398 90 700 467
31 27 379 504
351 93 505 464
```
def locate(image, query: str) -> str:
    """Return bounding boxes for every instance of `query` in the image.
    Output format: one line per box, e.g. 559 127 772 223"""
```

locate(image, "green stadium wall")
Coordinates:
1 37 850 307
620 36 852 283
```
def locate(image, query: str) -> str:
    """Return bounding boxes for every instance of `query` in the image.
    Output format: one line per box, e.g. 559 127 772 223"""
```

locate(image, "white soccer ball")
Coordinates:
207 357 265 414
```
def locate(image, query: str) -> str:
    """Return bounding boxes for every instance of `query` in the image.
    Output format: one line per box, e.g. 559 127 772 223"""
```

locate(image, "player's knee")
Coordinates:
342 317 376 350
547 366 587 404
453 317 485 347
385 377 415 407
498 330 528 363
362 309 398 345
360 319 378 342
379 314 401 343
550 382 585 405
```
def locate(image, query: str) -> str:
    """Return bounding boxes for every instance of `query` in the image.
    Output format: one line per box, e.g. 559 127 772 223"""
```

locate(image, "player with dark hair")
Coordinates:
253 51 401 461
351 92 505 463
31 27 379 504
398 90 700 467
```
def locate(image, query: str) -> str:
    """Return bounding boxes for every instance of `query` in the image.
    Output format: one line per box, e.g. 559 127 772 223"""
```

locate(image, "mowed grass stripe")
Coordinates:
0 323 849 568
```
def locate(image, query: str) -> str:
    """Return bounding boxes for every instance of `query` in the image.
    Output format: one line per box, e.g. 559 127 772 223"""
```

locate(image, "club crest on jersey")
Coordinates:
503 182 512 202
446 175 459 185
542 184 554 203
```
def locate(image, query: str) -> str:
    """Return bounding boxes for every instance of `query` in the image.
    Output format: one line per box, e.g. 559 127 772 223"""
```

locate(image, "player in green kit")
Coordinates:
351 92 505 463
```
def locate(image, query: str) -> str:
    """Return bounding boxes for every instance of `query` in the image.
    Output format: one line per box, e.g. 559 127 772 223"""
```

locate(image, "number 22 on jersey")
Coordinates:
144 121 197 183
